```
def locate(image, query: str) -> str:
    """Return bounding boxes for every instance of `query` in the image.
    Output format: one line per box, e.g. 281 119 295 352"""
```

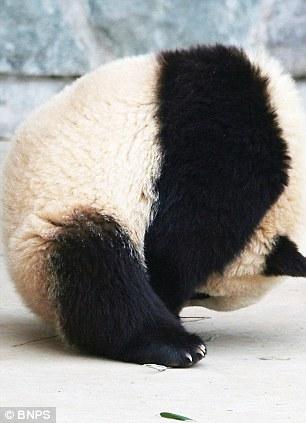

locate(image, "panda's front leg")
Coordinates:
145 241 205 315
146 255 203 315
144 219 214 315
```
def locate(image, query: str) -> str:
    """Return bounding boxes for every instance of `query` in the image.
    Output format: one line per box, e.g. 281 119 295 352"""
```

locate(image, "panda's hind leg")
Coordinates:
45 208 205 367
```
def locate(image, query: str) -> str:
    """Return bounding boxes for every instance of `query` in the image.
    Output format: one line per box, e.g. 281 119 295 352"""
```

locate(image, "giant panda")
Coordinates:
2 45 306 368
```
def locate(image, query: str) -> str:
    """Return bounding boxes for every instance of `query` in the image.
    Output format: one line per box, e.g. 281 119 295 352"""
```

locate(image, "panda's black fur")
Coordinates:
50 211 204 366
145 45 290 313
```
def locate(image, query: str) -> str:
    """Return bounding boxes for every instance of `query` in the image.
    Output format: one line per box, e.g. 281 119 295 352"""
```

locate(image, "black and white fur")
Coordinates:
2 45 306 367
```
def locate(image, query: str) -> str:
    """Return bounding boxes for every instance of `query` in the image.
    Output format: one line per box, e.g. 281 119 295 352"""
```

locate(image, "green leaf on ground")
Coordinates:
160 412 193 421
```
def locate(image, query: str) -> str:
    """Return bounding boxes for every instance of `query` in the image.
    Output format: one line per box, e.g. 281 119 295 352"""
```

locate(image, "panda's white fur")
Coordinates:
1 48 305 326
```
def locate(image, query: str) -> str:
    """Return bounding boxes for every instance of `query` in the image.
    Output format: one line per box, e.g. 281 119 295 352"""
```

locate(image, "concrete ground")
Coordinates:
1 84 306 423
1 254 306 423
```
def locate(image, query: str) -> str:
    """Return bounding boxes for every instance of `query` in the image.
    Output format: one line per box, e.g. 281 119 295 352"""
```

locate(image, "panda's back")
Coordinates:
2 54 161 248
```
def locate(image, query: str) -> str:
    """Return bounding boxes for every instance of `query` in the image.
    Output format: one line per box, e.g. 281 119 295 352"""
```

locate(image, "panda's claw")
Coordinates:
185 352 193 363
199 344 207 356
196 347 205 358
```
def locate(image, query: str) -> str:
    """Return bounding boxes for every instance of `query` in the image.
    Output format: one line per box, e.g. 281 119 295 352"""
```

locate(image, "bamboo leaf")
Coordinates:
160 412 193 421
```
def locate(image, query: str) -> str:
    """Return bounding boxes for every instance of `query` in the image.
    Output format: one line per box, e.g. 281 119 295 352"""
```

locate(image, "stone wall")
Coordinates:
1 0 306 140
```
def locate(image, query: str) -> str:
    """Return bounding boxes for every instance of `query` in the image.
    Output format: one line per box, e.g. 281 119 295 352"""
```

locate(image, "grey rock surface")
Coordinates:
0 0 89 76
0 76 71 139
0 0 261 77
250 0 306 77
1 0 306 78
85 0 259 62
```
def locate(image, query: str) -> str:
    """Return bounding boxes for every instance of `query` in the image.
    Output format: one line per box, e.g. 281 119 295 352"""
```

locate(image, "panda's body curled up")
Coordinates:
2 45 306 367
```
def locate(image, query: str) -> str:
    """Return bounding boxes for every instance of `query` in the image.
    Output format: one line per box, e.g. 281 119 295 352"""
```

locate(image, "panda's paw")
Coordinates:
125 330 206 368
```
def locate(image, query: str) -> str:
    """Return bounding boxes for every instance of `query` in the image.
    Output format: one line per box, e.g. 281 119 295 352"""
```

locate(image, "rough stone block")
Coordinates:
0 76 71 138
250 0 306 77
0 0 89 76
85 0 260 61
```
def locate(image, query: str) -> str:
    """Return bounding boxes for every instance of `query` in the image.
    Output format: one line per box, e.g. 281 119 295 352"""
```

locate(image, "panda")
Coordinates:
2 45 306 368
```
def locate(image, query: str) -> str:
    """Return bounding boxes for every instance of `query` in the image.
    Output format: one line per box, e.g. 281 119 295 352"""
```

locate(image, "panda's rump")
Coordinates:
2 53 161 247
1 54 161 321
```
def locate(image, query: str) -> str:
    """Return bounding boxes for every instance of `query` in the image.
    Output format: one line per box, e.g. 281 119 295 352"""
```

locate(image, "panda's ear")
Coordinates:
264 236 306 277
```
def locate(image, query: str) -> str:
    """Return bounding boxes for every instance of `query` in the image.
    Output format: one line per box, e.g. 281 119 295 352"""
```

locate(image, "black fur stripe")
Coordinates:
145 45 290 312
264 236 306 277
